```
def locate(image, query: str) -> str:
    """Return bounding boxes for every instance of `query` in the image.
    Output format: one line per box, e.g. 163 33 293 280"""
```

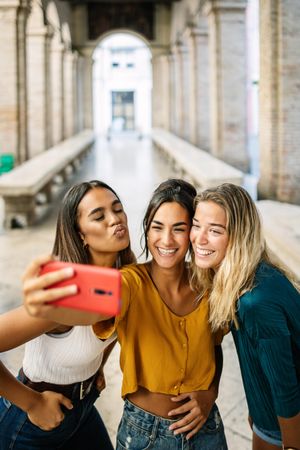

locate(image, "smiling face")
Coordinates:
190 201 229 271
147 201 191 269
77 187 129 265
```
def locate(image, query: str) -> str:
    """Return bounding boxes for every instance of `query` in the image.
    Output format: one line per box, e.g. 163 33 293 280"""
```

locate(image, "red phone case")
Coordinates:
40 261 121 316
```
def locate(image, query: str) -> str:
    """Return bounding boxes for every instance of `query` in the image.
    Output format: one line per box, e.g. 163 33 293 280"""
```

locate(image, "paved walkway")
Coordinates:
1 135 299 449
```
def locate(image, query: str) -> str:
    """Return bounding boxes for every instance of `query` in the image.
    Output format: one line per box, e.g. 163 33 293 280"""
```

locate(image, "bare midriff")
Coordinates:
127 386 187 419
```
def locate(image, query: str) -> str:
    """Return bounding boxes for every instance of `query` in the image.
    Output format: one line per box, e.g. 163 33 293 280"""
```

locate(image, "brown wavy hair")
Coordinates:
52 180 135 267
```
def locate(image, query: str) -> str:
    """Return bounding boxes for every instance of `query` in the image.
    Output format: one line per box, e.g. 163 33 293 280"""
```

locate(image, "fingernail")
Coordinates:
69 284 78 294
64 267 74 277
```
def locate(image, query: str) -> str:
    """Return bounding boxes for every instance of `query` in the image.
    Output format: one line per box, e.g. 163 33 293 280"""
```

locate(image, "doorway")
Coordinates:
111 91 134 131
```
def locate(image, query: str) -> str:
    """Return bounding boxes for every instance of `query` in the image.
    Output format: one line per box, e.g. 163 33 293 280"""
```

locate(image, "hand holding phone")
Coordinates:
40 261 121 316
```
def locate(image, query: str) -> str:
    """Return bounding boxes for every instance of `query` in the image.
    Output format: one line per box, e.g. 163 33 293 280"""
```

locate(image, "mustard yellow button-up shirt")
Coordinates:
93 263 222 398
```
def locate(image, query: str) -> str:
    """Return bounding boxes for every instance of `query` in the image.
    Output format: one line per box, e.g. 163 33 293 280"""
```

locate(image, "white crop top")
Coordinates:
22 326 116 384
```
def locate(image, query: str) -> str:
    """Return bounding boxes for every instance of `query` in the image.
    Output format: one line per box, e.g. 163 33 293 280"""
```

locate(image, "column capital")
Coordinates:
79 44 94 58
171 41 188 55
203 0 247 16
184 25 208 41
0 0 29 8
26 23 53 38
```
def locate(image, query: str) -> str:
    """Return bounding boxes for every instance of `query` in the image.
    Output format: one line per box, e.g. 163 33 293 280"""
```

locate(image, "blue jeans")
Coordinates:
0 385 113 450
253 423 282 447
116 399 228 450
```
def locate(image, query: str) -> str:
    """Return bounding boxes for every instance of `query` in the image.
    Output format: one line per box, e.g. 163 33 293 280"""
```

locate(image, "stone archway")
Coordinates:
92 30 152 138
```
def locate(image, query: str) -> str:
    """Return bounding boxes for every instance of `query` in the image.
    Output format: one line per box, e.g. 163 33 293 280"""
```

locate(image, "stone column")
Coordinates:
259 0 300 203
160 54 171 130
27 23 52 156
63 50 77 138
172 42 189 140
0 0 29 163
204 0 248 171
73 51 80 134
81 47 94 130
168 53 176 134
151 51 163 128
186 23 210 150
50 35 64 144
75 54 85 132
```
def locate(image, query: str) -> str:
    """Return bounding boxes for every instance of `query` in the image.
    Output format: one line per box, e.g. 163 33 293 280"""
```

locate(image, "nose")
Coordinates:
161 229 174 246
196 228 208 245
107 210 121 225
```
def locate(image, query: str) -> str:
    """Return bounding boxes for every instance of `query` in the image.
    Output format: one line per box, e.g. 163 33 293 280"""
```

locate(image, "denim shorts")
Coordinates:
116 399 228 450
0 385 113 450
253 423 282 447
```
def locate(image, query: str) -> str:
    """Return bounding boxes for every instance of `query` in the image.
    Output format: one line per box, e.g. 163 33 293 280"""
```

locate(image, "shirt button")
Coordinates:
174 385 178 390
182 343 187 348
180 368 184 373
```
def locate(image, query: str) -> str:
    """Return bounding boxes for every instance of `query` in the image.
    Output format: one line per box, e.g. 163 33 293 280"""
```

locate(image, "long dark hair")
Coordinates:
53 180 135 267
141 178 197 259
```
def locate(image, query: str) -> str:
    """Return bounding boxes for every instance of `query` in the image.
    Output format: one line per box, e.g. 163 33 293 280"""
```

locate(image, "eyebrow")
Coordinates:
152 220 188 227
88 199 121 217
192 218 226 229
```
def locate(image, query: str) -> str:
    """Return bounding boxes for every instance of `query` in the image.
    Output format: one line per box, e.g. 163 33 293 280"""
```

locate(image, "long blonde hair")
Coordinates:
190 183 299 330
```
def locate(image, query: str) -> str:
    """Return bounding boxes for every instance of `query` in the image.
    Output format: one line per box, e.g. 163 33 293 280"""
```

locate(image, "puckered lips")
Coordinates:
113 224 127 238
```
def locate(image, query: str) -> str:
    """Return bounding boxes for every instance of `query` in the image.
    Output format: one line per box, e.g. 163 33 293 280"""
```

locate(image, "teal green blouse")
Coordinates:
231 262 300 431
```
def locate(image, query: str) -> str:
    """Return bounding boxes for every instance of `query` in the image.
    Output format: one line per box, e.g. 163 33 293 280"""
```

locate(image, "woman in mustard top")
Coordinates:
23 179 228 450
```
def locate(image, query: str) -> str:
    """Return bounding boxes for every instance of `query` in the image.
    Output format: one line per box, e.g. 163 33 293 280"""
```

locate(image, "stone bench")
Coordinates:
257 200 300 280
152 128 244 189
0 129 94 228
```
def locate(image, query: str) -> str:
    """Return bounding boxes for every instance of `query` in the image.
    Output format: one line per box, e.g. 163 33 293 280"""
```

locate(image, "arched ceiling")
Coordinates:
60 0 179 41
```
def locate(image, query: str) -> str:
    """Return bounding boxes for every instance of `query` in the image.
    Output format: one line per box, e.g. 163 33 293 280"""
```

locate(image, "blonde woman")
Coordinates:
190 183 300 450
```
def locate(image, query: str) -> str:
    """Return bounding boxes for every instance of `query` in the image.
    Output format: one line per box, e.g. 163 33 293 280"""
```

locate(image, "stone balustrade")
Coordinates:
0 130 94 228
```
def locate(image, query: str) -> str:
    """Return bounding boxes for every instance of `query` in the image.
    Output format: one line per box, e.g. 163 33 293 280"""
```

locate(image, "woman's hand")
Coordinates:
96 367 106 393
22 254 76 318
168 388 217 440
26 390 73 431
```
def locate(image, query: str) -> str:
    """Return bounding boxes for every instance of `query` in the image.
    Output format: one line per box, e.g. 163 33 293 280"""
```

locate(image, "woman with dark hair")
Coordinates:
0 180 135 450
23 179 228 450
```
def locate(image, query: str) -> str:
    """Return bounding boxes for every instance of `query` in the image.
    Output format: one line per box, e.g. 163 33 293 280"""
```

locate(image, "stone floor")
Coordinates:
0 134 261 449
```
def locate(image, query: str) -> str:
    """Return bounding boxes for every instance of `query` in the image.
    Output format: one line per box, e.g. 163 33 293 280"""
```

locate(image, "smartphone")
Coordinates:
40 261 121 316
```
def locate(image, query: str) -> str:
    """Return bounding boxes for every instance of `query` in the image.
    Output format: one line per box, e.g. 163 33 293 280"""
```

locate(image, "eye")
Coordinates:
94 215 104 221
114 207 124 214
192 223 200 229
174 227 185 232
210 228 222 235
151 225 162 230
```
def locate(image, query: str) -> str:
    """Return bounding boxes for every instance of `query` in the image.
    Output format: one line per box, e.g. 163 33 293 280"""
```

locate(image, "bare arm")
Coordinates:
0 306 57 352
0 361 73 430
22 255 111 325
279 412 300 449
